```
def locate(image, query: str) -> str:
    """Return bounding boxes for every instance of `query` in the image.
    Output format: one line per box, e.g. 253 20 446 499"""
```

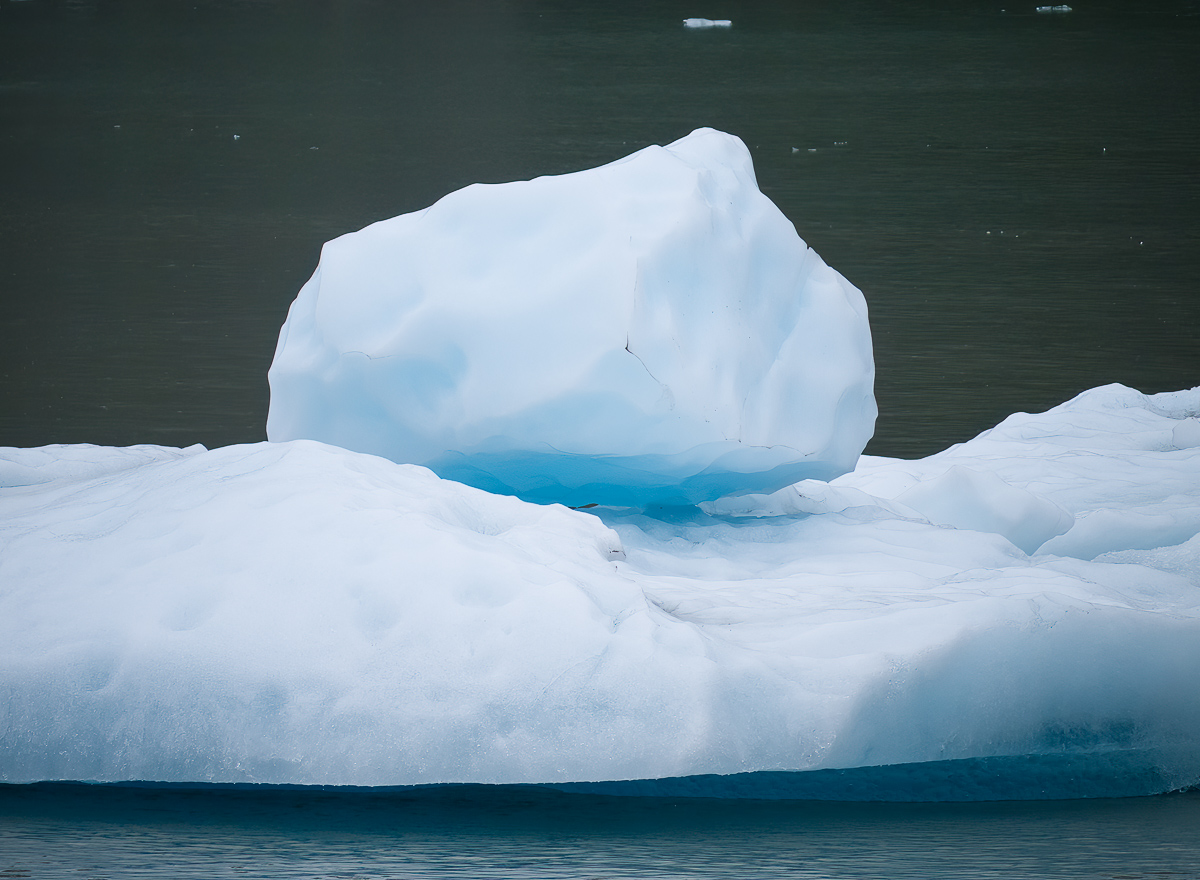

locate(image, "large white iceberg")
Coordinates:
2 384 1198 799
266 128 876 508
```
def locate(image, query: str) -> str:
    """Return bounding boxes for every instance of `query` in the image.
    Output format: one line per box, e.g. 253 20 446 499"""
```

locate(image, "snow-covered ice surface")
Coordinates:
266 129 876 508
3 383 1198 800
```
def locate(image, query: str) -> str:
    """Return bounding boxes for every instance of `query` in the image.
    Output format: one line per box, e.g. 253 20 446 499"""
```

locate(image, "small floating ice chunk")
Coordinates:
683 18 732 28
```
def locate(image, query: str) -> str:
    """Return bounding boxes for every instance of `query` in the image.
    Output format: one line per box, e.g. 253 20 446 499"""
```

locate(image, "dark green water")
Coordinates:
3 783 1200 879
1 0 1197 457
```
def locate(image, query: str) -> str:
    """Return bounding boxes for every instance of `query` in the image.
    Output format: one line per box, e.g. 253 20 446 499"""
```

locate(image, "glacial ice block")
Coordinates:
266 128 876 507
2 385 1199 796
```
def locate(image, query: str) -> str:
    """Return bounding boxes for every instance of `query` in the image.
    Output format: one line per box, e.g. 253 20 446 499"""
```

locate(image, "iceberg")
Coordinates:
1 129 1196 800
2 384 1198 799
266 129 876 508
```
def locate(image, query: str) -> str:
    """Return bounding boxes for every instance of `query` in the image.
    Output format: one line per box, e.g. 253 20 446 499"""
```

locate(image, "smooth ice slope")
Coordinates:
3 384 1199 799
266 128 876 508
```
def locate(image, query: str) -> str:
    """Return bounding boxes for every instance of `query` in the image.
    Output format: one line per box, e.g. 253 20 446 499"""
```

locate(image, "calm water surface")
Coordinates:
2 783 1200 879
1 0 1197 456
